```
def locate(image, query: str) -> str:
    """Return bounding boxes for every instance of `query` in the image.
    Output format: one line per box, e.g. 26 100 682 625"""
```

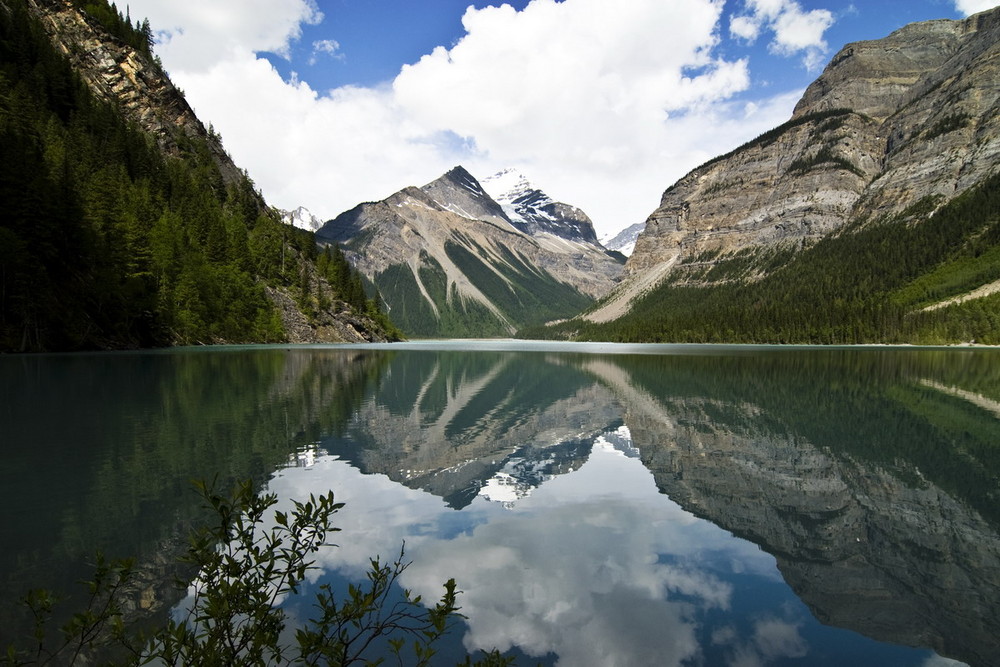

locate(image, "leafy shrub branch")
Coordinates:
3 480 510 667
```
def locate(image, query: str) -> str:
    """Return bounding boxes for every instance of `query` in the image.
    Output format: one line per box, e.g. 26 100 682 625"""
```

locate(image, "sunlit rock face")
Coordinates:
318 167 623 336
626 397 1000 667
27 0 244 187
600 8 1000 318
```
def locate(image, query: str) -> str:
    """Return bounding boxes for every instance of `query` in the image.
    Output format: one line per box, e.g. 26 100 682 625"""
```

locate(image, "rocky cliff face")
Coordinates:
318 167 623 336
26 0 244 187
593 7 1000 322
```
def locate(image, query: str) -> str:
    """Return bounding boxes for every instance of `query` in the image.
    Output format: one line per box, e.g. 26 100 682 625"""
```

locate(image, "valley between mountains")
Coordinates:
3 0 1000 350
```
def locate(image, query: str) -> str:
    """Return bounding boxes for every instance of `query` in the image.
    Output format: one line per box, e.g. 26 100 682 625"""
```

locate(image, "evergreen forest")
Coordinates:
524 171 1000 344
0 0 394 352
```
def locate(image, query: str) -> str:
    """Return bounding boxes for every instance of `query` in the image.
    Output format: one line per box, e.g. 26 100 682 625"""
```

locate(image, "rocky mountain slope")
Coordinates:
3 0 394 350
580 7 1000 340
317 166 623 337
279 206 325 232
27 0 243 188
600 222 645 257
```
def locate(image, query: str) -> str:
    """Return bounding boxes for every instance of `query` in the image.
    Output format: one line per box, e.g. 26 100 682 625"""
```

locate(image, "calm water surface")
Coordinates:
2 342 998 666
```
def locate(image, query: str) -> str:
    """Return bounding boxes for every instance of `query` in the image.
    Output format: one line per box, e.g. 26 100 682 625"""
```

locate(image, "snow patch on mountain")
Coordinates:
279 206 325 232
481 168 540 225
481 168 600 245
601 222 645 257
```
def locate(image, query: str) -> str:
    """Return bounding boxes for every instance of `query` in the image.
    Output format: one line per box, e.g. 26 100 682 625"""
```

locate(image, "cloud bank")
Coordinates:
125 0 826 236
954 0 1000 15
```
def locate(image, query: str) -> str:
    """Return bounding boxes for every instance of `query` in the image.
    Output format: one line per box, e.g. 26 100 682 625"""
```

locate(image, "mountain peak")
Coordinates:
421 166 513 228
481 169 599 245
440 165 486 192
279 206 324 232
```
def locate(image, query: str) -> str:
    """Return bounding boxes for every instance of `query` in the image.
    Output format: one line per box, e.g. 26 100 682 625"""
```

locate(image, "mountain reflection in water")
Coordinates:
1 344 997 666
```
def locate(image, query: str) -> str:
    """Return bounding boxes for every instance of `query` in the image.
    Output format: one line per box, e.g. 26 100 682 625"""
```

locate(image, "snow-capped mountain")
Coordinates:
481 168 599 244
279 206 325 232
600 222 645 257
318 166 624 337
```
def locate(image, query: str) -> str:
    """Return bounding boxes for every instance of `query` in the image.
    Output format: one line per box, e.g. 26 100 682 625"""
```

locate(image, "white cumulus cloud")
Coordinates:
309 38 343 66
730 0 834 71
124 0 809 236
954 0 1000 14
131 0 323 72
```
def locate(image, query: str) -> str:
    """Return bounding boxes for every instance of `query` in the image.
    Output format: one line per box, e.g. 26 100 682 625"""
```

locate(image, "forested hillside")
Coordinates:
0 0 397 351
527 172 1000 344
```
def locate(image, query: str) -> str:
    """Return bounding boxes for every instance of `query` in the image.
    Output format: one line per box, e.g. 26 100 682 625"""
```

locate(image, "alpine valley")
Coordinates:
3 0 1000 349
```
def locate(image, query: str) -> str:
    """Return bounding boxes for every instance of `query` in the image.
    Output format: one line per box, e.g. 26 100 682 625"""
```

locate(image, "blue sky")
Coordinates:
124 0 998 238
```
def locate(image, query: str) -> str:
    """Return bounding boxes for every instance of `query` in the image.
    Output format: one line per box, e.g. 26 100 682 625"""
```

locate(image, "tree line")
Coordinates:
0 0 395 351
525 171 1000 344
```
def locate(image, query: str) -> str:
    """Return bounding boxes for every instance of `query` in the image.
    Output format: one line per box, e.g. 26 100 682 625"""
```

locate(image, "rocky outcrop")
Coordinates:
595 7 1000 322
264 286 391 343
26 0 244 187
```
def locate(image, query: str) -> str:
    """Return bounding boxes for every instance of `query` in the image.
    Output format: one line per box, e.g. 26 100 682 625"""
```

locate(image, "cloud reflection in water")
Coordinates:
267 430 783 666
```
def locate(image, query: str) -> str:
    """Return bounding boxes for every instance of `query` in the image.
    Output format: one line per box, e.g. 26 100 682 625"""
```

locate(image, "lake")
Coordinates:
2 342 998 666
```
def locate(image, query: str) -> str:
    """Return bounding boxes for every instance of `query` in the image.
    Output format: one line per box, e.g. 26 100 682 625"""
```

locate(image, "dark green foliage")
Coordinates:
786 145 864 178
617 350 1000 529
0 0 292 350
922 112 971 141
445 239 592 328
3 479 510 666
1 0 402 350
372 252 512 338
315 244 401 339
697 108 855 172
374 258 445 337
71 1 155 59
369 238 594 338
529 171 1000 344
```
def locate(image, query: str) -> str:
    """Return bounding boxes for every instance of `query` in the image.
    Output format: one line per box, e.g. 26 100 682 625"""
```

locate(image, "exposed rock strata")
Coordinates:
26 0 244 187
595 8 1000 322
320 167 623 335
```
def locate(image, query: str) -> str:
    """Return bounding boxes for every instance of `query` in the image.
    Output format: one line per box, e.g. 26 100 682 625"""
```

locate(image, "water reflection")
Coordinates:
2 345 998 665
0 348 385 639
268 346 1000 666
